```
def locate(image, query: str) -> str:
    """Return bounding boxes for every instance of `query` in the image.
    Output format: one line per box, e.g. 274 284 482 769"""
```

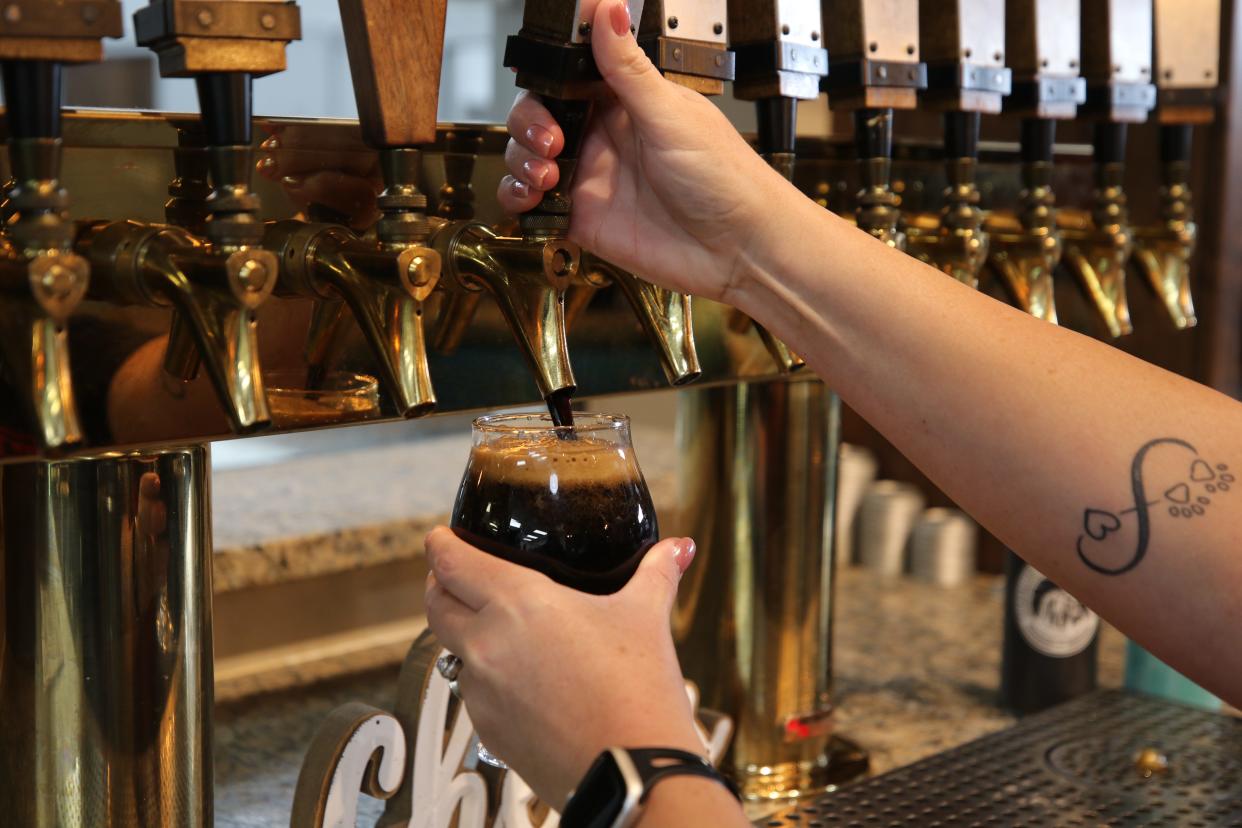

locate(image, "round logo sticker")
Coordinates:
1014 565 1099 658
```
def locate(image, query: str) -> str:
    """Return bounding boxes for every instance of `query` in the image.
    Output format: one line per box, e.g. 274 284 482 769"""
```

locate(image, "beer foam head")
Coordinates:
466 433 642 486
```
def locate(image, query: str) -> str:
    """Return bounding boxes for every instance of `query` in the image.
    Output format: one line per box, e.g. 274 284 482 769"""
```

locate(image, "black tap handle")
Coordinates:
1093 122 1128 166
521 96 592 237
943 111 980 161
1020 118 1056 164
854 108 894 161
1 61 63 140
757 97 797 157
1160 123 1193 165
195 72 254 148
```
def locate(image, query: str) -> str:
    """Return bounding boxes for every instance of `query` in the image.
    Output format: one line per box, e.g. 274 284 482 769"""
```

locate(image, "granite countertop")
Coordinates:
214 566 1126 827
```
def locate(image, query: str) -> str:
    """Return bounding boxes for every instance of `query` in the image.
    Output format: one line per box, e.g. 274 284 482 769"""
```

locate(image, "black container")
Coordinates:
1001 551 1099 714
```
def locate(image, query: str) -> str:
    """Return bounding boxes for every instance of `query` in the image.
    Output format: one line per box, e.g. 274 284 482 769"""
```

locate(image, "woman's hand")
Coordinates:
497 0 793 303
424 528 704 810
256 124 383 230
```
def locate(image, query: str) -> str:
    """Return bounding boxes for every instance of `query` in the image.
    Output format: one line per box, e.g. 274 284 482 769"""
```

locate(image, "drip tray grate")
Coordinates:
756 690 1242 827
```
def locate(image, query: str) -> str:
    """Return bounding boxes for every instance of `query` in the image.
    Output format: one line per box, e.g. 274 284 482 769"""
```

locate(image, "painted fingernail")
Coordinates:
259 135 280 150
610 0 632 37
523 159 550 188
672 538 697 573
510 178 531 199
525 124 555 155
256 156 277 174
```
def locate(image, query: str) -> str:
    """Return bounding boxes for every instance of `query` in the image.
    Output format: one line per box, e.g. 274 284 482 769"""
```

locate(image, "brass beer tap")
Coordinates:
985 0 1087 323
908 0 1012 289
727 0 828 374
822 0 927 250
1060 0 1156 339
1131 0 1222 330
0 2 122 452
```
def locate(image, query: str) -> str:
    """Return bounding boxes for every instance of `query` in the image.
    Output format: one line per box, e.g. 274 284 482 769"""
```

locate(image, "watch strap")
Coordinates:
626 747 741 803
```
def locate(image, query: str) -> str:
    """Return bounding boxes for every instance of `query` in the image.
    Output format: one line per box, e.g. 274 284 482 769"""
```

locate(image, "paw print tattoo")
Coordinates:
1076 438 1232 576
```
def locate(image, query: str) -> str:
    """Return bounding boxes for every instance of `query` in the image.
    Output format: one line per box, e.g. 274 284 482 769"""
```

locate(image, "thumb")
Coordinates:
591 0 672 127
621 537 697 612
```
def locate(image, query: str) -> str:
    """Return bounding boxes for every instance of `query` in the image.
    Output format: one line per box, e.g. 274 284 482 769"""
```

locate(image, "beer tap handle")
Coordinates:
518 98 592 241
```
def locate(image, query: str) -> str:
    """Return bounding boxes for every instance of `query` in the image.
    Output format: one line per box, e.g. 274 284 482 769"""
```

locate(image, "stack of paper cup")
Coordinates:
908 508 978 586
835 443 878 564
856 481 925 576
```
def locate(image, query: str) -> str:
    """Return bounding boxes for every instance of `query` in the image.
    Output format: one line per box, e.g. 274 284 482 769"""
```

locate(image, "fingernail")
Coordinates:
281 174 305 188
522 159 549 188
525 124 555 155
672 538 696 573
256 156 277 174
610 0 631 37
510 178 530 199
260 135 280 151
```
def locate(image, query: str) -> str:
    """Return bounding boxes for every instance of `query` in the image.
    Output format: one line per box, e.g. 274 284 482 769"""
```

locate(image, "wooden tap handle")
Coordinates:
337 0 448 148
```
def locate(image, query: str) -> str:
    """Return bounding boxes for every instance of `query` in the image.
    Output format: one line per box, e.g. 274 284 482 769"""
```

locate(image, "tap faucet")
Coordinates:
984 0 1087 323
1060 0 1155 339
0 4 122 452
822 0 927 250
1133 124 1198 330
907 0 1011 289
728 0 829 372
1131 0 1222 330
81 0 304 433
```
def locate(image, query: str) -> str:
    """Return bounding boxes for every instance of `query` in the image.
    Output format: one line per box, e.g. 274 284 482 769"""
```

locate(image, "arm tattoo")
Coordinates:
1076 437 1234 576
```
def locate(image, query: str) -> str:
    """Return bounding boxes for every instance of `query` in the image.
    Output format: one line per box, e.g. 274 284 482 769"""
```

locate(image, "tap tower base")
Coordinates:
673 379 869 804
0 446 214 827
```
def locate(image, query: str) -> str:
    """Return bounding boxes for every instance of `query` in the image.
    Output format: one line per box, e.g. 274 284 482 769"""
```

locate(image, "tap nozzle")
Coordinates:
265 217 441 418
585 256 701 386
0 60 89 451
1062 123 1135 338
432 220 579 399
80 221 276 434
986 119 1062 323
1133 124 1197 329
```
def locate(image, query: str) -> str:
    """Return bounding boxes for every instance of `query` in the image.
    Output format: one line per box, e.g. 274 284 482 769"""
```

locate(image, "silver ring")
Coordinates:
436 653 463 682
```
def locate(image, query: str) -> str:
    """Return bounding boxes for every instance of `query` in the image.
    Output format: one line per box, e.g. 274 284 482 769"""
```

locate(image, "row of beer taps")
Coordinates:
0 0 1219 459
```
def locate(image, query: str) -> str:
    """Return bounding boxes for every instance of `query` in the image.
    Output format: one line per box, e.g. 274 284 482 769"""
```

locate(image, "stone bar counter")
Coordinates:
206 398 1125 826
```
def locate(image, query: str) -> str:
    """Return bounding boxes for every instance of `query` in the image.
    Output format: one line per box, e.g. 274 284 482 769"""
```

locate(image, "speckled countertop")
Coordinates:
214 566 1126 827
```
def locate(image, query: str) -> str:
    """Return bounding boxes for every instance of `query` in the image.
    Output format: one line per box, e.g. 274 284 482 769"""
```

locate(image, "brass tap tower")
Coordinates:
985 0 1088 323
1132 0 1222 330
907 0 1012 288
0 2 121 452
822 0 927 250
1060 0 1156 338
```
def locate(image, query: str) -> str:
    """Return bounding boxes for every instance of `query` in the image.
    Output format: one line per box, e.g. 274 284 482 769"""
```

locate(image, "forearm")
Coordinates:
639 777 749 827
732 184 1242 705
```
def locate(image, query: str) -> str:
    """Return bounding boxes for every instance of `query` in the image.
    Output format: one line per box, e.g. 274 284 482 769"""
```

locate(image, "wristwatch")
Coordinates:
560 747 740 828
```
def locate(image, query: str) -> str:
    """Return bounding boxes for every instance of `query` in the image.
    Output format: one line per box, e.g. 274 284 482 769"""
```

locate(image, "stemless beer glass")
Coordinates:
451 413 659 593
446 413 659 766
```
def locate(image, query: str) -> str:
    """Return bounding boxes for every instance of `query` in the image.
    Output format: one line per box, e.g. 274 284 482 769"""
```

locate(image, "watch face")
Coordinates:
561 751 628 828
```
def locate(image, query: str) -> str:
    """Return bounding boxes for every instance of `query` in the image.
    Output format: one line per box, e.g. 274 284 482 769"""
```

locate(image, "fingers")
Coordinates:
506 91 564 159
505 138 561 192
590 0 674 130
424 572 476 656
497 174 543 215
424 526 542 612
282 170 383 230
619 537 697 613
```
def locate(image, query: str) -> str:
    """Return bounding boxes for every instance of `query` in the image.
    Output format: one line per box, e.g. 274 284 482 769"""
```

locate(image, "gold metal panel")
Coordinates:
1154 0 1220 90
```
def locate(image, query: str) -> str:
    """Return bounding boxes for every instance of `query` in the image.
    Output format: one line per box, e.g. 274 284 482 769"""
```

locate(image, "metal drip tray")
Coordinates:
757 690 1242 827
